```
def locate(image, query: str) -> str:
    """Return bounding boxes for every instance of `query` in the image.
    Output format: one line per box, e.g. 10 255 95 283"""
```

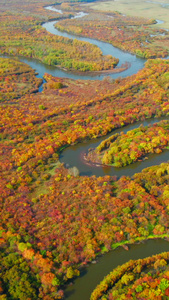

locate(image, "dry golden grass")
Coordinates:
86 0 169 29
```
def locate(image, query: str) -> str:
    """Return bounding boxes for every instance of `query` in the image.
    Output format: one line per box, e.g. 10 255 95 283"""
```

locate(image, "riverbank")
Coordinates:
65 238 169 300
82 119 169 169
59 62 131 76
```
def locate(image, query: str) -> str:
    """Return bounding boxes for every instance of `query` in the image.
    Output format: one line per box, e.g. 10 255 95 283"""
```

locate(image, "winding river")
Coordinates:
41 8 169 179
11 5 169 299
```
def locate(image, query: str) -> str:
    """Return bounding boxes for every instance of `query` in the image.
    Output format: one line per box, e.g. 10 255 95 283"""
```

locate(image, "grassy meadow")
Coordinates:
87 0 169 29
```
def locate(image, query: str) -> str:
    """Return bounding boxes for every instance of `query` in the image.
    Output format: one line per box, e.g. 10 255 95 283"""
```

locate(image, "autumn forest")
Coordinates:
1 0 169 299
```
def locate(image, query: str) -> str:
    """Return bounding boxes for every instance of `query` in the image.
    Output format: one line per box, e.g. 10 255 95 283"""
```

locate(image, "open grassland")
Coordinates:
87 0 169 29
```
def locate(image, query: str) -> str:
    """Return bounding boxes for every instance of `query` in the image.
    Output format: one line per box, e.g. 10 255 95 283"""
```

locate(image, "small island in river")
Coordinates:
84 120 169 168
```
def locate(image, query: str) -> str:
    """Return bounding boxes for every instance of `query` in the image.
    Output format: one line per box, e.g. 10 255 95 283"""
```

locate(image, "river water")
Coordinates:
42 20 146 80
41 8 169 299
59 117 169 177
8 5 169 299
65 239 169 300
